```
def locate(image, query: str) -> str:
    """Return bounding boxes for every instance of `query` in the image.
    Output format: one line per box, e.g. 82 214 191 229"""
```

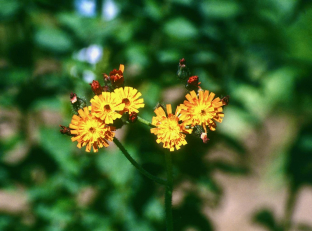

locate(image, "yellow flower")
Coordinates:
150 104 192 152
114 87 144 114
69 107 115 152
179 90 224 132
90 92 125 124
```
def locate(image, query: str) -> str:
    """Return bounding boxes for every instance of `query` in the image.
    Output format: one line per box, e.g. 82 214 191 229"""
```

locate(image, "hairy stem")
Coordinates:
137 116 154 128
113 137 167 185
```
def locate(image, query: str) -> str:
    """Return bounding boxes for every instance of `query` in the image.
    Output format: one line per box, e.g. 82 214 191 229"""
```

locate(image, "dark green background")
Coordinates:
1 0 312 230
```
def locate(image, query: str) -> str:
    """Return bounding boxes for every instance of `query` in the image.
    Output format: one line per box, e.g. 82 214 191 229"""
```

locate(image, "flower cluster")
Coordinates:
61 60 227 153
150 58 228 151
60 65 145 152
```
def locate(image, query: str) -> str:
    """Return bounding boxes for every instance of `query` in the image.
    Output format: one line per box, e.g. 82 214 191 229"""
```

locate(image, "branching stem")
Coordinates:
113 137 167 185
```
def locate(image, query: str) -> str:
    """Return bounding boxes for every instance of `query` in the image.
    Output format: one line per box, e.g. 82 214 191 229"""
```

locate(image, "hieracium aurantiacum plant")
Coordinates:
60 59 229 231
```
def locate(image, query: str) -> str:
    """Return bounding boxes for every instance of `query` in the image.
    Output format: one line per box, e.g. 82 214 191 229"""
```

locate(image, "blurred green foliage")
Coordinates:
1 0 312 230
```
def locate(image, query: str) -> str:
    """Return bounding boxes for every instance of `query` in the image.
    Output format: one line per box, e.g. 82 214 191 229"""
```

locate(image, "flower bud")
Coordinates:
179 58 186 66
128 112 138 123
110 69 124 88
192 125 205 137
102 85 111 92
70 93 77 104
200 133 209 143
103 73 110 83
59 125 72 136
185 76 201 91
221 95 230 106
70 92 87 114
89 80 102 95
177 58 191 80
112 118 124 129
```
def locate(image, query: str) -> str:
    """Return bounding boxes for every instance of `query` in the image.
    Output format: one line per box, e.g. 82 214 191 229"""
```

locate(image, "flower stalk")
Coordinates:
138 116 154 128
113 137 167 185
283 184 299 231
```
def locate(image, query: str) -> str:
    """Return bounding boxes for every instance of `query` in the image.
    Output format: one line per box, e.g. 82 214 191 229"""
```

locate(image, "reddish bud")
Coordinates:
70 93 87 113
200 133 209 143
103 73 110 83
179 58 186 67
177 58 191 80
60 125 72 136
128 112 138 123
187 76 199 86
186 76 201 91
110 69 124 88
102 85 111 92
221 95 230 106
89 80 102 95
70 93 77 104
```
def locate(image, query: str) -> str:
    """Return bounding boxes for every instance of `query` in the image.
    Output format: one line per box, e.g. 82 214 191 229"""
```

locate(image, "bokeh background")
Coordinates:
1 0 312 230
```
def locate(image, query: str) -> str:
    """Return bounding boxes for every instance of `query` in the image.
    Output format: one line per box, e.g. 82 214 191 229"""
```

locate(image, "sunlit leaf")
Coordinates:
200 1 241 19
164 17 198 40
35 27 73 53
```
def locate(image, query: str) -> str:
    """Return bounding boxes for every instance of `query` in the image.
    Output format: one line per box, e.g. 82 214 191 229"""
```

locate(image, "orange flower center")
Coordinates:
122 98 130 106
104 104 111 112
89 127 96 133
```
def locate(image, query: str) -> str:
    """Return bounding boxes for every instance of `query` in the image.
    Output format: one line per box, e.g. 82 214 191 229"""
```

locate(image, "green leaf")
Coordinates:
157 49 181 64
253 209 281 231
31 97 62 111
200 1 241 19
143 198 164 222
0 69 29 86
35 27 73 53
299 135 312 151
164 17 198 40
0 0 20 20
212 160 249 175
97 146 135 187
125 44 149 66
139 82 161 108
144 0 163 21
39 127 78 175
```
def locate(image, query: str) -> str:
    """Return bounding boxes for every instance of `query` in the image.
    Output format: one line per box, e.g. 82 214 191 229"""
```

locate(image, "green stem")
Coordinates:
113 137 167 185
137 116 154 128
165 152 173 231
283 185 299 231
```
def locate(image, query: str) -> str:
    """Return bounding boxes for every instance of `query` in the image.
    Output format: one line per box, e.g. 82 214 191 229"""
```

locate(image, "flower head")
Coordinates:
179 90 224 132
69 107 115 152
114 87 144 114
150 104 192 151
90 92 125 124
